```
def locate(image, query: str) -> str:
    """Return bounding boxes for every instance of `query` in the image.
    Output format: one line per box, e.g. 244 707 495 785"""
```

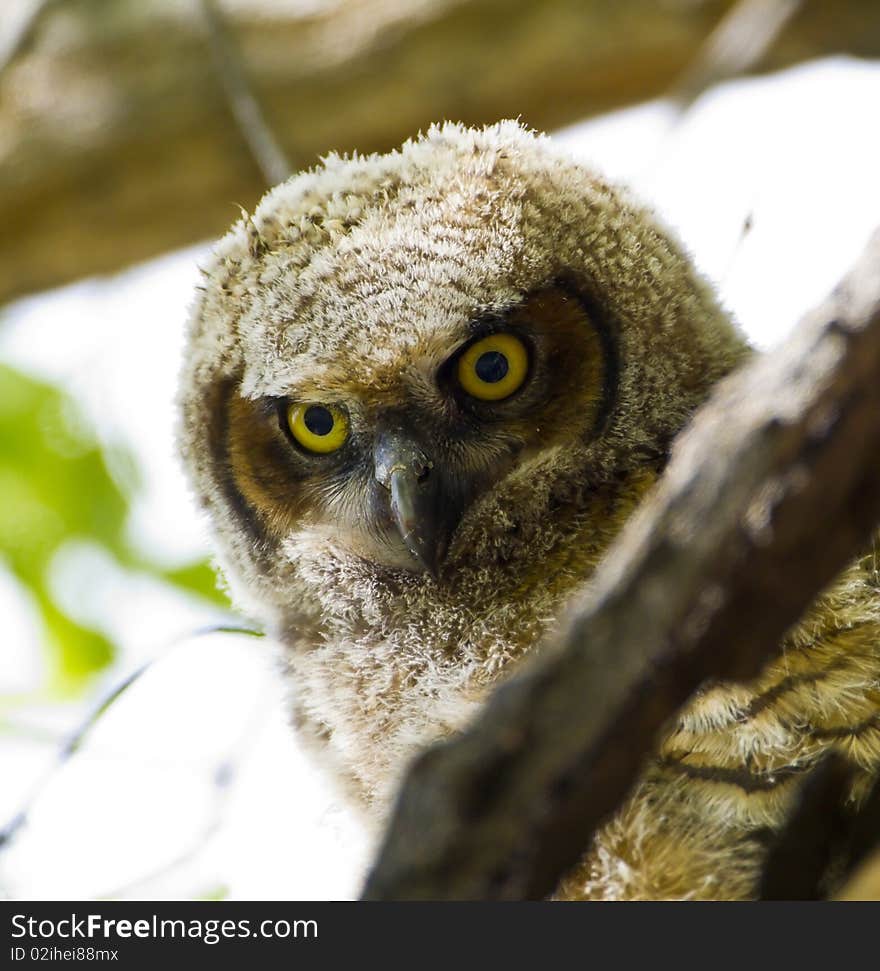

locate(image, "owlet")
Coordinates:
178 121 880 900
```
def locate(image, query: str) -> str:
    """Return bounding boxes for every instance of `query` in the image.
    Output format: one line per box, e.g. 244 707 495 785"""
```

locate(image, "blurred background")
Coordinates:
1 0 879 900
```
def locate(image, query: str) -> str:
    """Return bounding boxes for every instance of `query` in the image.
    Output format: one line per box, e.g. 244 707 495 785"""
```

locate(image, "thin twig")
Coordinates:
639 0 802 275
669 0 803 111
99 685 270 901
198 0 293 188
0 661 153 853
0 0 59 80
0 624 261 854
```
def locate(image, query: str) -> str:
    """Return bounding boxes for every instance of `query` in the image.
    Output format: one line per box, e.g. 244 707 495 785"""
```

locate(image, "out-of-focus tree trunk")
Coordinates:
1 0 879 304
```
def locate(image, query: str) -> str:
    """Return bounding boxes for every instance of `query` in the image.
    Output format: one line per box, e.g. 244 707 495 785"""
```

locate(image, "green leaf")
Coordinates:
0 363 228 691
160 560 229 606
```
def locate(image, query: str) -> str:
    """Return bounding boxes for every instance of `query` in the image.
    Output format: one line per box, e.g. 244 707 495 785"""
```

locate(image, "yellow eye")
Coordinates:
456 332 529 401
287 403 349 454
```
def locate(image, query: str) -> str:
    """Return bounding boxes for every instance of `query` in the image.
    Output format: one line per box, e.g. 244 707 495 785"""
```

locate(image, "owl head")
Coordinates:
178 121 747 631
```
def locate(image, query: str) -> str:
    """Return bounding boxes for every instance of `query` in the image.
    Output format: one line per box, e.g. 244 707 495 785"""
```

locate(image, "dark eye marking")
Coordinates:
204 378 279 565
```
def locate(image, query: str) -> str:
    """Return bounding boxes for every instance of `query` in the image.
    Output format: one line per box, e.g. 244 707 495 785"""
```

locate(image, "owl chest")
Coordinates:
285 580 568 813
287 630 489 812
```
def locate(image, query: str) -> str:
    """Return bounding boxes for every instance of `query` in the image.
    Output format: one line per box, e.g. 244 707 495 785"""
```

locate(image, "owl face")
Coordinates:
180 121 747 620
223 280 613 578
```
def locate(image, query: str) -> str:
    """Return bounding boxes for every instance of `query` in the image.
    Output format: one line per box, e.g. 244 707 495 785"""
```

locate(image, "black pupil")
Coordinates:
304 405 334 436
475 350 509 384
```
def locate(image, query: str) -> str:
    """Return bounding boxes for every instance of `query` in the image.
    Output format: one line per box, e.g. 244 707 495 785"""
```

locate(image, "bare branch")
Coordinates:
0 625 260 856
198 0 293 188
670 0 803 110
0 0 58 78
3 0 879 304
362 228 880 900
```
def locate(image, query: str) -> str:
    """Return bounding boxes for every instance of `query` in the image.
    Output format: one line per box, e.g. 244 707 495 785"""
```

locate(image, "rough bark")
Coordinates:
2 0 880 304
361 228 880 900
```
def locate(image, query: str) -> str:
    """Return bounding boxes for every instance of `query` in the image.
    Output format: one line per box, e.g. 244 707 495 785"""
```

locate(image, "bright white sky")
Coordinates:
1 56 879 900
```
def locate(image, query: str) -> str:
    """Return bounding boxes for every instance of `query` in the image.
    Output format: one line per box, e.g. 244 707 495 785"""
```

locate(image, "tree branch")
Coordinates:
669 0 803 110
198 0 292 188
362 227 880 900
2 0 879 305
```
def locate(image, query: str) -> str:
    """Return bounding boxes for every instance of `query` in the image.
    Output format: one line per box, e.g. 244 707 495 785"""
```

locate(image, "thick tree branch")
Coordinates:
1 0 879 305
362 228 880 900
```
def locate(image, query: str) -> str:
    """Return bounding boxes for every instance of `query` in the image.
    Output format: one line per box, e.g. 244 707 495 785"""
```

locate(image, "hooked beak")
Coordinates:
374 428 450 578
